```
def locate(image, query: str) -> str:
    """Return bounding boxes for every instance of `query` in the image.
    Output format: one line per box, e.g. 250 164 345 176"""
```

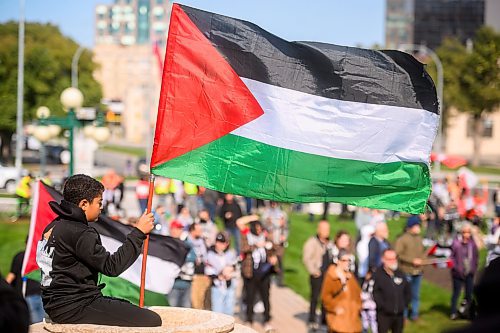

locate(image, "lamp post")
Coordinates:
32 87 110 177
398 44 444 173
33 106 60 177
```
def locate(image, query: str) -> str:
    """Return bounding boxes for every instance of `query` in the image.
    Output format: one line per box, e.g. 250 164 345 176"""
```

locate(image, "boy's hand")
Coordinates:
136 211 155 235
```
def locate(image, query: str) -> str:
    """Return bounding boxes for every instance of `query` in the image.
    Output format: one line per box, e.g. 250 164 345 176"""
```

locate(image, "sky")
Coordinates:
0 0 386 48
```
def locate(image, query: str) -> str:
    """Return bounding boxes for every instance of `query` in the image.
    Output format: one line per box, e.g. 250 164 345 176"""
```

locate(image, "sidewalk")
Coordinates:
235 283 319 333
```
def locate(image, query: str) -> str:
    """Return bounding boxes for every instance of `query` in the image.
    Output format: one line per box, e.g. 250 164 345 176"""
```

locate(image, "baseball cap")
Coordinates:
170 219 184 229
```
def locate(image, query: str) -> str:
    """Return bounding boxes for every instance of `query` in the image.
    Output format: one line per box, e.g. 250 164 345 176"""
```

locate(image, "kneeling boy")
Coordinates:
37 174 161 326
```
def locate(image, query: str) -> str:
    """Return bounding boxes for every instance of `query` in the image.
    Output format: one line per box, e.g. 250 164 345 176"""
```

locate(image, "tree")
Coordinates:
0 22 103 161
436 27 500 166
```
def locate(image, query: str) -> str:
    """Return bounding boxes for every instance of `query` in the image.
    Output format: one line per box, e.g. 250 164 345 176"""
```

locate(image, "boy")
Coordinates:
36 174 161 326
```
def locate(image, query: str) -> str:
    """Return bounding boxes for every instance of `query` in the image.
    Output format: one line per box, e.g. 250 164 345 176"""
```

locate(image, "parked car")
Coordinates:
0 164 20 194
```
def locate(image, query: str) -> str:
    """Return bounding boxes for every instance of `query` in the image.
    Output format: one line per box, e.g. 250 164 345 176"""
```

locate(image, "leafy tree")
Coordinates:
436 27 500 166
0 22 102 161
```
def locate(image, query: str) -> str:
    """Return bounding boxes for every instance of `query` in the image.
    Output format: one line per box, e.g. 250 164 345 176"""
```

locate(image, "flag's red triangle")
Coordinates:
151 4 264 167
22 180 58 276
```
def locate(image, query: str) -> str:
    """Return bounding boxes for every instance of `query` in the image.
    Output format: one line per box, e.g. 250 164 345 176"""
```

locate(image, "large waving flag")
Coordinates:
22 180 188 305
151 4 440 214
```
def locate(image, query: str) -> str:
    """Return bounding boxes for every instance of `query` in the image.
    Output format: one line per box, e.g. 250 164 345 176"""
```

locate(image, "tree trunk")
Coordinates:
0 131 13 163
471 113 483 167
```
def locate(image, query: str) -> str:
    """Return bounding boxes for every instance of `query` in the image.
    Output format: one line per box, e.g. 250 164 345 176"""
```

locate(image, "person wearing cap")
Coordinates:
205 232 238 316
394 215 427 322
321 249 362 333
167 220 196 308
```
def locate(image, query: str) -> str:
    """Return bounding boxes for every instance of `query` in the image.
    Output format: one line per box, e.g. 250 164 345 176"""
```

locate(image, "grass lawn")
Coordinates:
100 144 146 157
284 212 469 333
438 164 500 176
0 215 30 276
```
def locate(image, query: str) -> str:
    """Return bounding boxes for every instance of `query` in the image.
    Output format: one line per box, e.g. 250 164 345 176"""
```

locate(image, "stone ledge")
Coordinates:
30 307 257 333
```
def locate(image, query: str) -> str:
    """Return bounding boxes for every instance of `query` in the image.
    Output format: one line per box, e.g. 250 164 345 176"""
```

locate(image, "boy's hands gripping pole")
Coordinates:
139 174 155 308
136 211 155 235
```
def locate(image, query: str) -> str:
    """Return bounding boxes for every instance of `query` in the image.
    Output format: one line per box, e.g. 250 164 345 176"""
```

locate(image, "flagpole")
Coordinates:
139 173 155 308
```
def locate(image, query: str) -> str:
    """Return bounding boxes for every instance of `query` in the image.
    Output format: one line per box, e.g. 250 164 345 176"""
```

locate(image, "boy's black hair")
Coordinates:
63 174 104 205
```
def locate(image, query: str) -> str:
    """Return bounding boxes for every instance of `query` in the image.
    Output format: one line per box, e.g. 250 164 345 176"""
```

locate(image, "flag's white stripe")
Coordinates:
231 78 439 164
101 236 179 295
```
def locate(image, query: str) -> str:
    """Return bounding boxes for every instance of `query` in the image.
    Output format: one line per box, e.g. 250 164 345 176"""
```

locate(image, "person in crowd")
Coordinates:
263 201 288 286
5 239 44 323
205 232 238 316
154 176 170 206
135 175 150 214
177 206 194 230
321 249 362 333
37 174 160 326
241 220 279 331
196 209 218 248
360 271 378 333
101 169 124 215
303 220 334 331
168 220 196 307
201 187 220 222
485 217 500 266
373 249 410 333
357 224 375 284
449 222 479 320
183 181 199 218
15 173 32 220
368 222 390 273
493 185 500 218
394 215 426 322
219 194 243 256
355 207 373 237
332 230 356 273
188 223 210 310
0 278 30 333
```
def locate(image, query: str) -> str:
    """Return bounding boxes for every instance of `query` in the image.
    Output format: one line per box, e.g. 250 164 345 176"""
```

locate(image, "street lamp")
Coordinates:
60 87 83 176
32 106 61 176
398 44 444 173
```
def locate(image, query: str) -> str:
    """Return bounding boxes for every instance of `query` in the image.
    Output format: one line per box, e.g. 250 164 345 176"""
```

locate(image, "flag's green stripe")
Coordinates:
152 134 431 214
100 275 168 306
25 270 167 306
25 269 42 282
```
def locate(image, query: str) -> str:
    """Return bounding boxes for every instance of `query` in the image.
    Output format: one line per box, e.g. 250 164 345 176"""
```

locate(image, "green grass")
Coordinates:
283 212 469 333
101 144 146 157
0 216 30 276
438 164 500 176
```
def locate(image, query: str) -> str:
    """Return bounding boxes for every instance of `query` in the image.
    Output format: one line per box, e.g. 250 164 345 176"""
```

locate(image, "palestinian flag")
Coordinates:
151 4 440 214
23 180 187 306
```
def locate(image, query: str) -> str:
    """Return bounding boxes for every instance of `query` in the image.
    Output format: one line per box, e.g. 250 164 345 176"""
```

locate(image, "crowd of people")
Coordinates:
301 173 500 333
133 176 290 332
3 170 500 333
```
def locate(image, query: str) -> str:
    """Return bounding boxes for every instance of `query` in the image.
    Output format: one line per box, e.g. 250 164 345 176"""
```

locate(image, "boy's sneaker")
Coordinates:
450 313 458 320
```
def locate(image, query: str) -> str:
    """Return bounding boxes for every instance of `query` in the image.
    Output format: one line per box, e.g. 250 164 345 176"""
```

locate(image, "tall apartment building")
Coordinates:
386 0 487 50
93 0 171 144
385 0 500 163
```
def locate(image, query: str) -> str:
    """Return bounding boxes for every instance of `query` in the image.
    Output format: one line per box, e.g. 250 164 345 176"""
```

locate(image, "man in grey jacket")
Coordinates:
303 220 334 330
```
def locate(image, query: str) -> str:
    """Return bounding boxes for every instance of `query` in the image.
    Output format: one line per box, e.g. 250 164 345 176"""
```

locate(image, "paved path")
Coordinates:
234 283 319 333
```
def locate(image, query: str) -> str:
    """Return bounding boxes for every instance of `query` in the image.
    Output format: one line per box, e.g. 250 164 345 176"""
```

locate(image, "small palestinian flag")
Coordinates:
151 4 439 214
22 180 187 306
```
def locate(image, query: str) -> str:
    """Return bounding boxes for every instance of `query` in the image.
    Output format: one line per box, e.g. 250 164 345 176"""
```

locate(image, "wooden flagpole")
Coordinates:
139 173 155 308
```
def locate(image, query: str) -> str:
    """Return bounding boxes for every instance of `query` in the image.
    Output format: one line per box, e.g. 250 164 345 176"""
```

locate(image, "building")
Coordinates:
92 0 171 144
386 0 500 164
386 0 488 50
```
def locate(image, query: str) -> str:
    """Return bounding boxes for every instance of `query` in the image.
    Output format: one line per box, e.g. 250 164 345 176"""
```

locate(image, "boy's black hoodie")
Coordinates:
37 200 146 322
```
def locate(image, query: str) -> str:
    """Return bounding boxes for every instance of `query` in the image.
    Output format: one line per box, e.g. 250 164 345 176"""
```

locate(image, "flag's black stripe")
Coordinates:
42 182 188 267
93 218 188 268
179 4 439 114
